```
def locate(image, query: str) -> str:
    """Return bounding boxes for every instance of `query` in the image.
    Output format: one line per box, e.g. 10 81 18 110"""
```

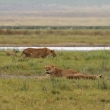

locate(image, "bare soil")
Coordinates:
0 74 49 79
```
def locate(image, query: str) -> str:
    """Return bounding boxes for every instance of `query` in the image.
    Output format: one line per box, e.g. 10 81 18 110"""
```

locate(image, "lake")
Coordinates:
0 46 110 51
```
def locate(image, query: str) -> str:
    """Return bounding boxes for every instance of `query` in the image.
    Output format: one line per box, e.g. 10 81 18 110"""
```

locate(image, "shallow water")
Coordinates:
0 46 110 51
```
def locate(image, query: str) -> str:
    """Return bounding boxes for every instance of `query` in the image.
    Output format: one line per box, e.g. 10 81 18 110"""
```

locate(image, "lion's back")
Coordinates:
22 47 54 58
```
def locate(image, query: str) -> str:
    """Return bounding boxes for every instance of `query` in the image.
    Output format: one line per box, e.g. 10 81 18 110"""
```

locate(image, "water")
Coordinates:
0 46 110 51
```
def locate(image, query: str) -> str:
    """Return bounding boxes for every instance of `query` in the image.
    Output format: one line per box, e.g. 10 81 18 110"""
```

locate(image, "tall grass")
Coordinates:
0 29 110 35
2 49 110 110
1 50 110 78
1 49 110 110
0 29 110 46
1 28 110 109
0 78 110 110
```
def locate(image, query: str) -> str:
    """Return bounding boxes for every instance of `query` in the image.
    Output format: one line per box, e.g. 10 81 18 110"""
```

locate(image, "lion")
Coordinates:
65 74 102 80
20 47 56 58
45 65 78 77
45 65 102 80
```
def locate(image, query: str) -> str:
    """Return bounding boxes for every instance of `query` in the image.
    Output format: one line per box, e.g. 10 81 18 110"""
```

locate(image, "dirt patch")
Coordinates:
0 43 109 47
0 74 49 79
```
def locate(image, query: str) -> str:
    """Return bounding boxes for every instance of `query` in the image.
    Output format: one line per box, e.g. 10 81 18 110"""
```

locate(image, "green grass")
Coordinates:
0 50 110 110
0 37 110 110
1 50 110 77
0 78 110 110
0 29 110 46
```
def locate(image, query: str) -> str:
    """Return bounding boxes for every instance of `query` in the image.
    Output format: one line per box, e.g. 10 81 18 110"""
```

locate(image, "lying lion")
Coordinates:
45 65 102 80
65 74 102 80
45 65 78 77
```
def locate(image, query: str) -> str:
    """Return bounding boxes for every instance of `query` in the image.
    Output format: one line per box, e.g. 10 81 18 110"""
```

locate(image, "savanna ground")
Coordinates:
0 28 110 110
0 28 110 46
0 11 110 26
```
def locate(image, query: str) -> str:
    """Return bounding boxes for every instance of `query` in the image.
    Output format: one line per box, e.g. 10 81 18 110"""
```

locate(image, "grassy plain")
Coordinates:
0 29 110 110
0 78 110 110
0 50 110 76
0 15 110 26
0 50 110 110
0 29 110 46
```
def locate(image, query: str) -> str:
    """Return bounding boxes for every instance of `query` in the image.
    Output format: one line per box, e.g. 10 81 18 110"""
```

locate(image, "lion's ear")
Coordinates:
54 67 58 72
45 66 50 69
53 67 56 70
51 50 54 52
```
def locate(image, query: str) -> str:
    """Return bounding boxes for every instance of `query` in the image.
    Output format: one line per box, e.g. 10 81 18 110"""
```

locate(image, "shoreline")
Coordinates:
0 44 110 47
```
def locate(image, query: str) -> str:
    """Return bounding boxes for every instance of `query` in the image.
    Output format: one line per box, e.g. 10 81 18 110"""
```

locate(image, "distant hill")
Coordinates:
0 0 110 26
0 0 110 11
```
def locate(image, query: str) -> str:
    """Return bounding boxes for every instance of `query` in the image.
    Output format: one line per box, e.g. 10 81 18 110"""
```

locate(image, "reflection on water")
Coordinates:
0 47 110 51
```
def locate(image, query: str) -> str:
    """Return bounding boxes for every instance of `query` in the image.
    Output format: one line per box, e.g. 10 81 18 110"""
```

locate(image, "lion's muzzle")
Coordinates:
45 71 50 74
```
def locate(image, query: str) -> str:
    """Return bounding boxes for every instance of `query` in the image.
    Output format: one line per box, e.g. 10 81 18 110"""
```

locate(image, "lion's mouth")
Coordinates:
46 71 50 74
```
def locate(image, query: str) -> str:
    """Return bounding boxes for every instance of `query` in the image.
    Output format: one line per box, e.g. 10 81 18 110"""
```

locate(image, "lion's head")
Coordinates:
45 65 61 77
45 65 55 74
48 50 56 57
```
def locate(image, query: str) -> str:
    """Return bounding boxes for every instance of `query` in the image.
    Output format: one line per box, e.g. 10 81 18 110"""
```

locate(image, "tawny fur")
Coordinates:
20 47 56 58
45 65 102 80
45 65 78 77
65 74 102 80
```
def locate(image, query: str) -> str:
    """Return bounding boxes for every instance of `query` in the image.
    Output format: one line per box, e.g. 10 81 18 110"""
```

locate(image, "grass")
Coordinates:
0 50 110 109
1 50 110 77
0 78 110 110
0 29 110 46
0 28 110 109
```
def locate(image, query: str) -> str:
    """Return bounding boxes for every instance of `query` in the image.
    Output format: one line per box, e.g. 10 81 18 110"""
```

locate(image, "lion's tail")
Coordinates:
20 51 24 57
97 74 102 79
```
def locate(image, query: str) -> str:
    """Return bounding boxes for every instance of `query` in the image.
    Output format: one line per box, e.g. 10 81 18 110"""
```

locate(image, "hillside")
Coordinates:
0 0 110 26
0 0 110 11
